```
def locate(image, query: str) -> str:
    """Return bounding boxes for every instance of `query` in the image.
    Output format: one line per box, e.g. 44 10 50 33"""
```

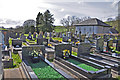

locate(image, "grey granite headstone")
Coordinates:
37 33 43 45
33 32 36 38
55 43 72 58
12 39 22 48
22 45 45 60
44 32 47 38
17 33 20 38
60 32 62 38
77 43 91 56
96 37 104 52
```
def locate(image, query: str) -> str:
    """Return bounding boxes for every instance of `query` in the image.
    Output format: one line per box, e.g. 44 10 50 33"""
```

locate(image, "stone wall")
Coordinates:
22 45 45 60
55 43 72 58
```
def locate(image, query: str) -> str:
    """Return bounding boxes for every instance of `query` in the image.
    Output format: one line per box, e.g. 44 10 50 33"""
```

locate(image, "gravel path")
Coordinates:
4 68 23 80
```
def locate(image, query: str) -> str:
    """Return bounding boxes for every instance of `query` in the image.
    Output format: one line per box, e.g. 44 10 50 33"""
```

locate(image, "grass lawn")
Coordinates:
29 60 65 80
67 58 99 71
117 76 120 80
12 52 22 68
54 26 67 32
0 28 7 30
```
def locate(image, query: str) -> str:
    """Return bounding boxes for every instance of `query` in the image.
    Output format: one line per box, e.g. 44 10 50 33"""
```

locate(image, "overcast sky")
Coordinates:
0 0 119 28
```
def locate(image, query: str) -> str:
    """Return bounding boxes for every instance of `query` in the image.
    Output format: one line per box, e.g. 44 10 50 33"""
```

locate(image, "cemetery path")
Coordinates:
52 62 79 80
4 68 23 79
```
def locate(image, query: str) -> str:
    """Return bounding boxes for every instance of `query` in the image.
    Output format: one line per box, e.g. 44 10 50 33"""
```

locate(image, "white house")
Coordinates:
23 19 36 27
74 18 112 35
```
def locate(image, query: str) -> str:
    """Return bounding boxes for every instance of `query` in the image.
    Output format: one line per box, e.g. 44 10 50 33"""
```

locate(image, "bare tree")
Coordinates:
60 16 91 32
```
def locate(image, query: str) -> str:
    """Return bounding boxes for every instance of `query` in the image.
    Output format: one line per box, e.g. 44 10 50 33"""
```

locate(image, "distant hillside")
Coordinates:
105 20 120 33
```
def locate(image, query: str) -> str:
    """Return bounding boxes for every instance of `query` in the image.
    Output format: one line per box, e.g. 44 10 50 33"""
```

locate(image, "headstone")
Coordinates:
79 31 82 42
58 32 60 37
22 45 45 60
44 32 47 38
33 32 36 39
37 32 43 45
108 37 113 51
12 39 22 48
103 38 109 52
68 32 71 39
21 35 26 42
0 32 3 44
117 34 120 40
77 43 91 56
0 32 6 49
113 39 117 49
63 35 68 42
116 40 120 51
27 32 32 40
96 37 104 52
2 31 9 47
17 33 20 38
49 32 52 38
55 44 72 58
0 45 3 80
60 32 62 38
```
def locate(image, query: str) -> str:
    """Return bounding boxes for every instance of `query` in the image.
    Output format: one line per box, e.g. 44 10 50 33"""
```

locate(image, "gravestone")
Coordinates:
2 30 9 47
20 34 24 39
108 38 113 51
21 35 26 42
0 45 3 80
55 43 72 58
77 43 91 56
33 32 36 39
103 38 109 52
116 40 120 51
22 45 45 60
49 32 52 38
37 32 43 45
27 32 32 40
63 35 68 42
110 35 115 40
113 39 117 49
17 33 20 38
58 32 60 37
56 32 58 37
60 32 62 38
44 32 47 39
117 34 120 40
0 32 4 49
96 37 104 52
12 39 22 48
79 31 82 42
68 32 71 39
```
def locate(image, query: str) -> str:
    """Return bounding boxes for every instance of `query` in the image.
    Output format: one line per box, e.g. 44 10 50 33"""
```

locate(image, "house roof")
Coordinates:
74 18 112 27
109 28 119 34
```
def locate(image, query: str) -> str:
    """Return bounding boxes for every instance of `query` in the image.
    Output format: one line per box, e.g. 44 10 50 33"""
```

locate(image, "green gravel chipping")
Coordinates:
29 60 65 80
67 58 99 71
